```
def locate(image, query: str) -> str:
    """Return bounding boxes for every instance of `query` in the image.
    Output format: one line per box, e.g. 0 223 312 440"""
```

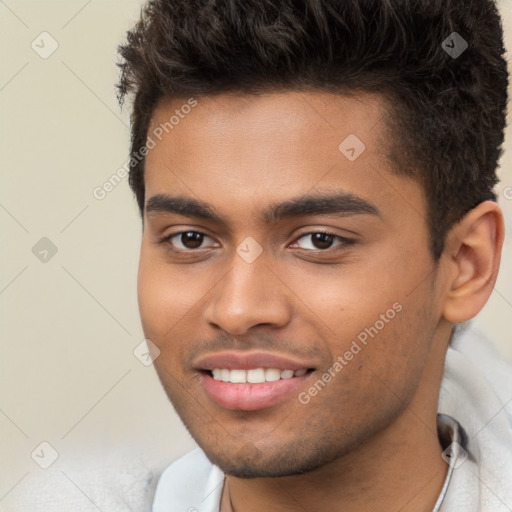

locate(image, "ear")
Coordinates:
442 201 504 323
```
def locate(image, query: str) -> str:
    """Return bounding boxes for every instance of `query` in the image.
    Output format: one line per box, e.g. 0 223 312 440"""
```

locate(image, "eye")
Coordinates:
292 232 353 251
159 231 217 251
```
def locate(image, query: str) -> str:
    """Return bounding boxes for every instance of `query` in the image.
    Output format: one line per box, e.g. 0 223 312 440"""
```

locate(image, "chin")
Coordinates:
201 441 343 479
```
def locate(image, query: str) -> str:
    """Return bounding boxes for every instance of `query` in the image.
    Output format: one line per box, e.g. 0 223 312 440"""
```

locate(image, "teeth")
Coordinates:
265 368 281 381
211 368 308 383
247 368 265 383
229 369 247 383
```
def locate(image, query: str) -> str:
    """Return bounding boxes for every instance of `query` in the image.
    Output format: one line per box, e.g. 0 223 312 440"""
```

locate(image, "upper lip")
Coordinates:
194 351 316 371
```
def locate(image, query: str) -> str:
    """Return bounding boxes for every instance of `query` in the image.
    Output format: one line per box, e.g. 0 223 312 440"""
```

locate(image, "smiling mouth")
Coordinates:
204 367 314 383
199 367 315 411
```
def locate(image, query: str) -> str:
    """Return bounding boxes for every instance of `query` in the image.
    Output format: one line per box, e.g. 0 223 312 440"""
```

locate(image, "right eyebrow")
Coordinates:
146 194 223 223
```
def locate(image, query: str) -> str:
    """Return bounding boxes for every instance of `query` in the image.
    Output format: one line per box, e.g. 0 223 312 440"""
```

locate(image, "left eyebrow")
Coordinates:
144 192 382 225
262 192 382 223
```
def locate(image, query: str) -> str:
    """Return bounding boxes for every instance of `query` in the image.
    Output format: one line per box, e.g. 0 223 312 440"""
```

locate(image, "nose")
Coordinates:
203 252 292 336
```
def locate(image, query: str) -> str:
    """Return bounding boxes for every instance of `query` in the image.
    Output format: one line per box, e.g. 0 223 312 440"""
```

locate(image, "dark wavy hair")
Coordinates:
117 0 508 259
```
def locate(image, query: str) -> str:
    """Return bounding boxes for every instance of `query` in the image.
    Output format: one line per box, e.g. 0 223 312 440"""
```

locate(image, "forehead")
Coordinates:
144 90 424 225
148 90 388 154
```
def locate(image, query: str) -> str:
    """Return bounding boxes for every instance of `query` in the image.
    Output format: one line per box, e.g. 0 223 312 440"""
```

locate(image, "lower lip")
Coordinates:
200 372 310 411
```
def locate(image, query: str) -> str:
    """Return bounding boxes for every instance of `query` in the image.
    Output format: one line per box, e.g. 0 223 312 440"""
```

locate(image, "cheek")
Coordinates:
300 311 432 437
137 255 169 338
282 253 435 377
277 262 401 339
137 241 230 360
137 244 201 340
330 281 437 410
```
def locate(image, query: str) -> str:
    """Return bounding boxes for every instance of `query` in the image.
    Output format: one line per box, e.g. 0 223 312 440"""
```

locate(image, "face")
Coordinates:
138 91 445 477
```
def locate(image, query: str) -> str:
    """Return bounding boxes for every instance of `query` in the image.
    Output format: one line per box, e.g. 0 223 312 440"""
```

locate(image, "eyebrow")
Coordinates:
145 192 382 224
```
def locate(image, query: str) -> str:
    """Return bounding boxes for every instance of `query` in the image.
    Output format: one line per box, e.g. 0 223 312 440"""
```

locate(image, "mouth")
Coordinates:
194 351 317 411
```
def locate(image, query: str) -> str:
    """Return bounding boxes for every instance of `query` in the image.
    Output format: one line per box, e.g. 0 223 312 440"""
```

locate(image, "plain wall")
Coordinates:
1 0 511 506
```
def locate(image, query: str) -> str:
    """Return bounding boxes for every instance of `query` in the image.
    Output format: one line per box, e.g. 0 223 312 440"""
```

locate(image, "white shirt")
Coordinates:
152 326 512 512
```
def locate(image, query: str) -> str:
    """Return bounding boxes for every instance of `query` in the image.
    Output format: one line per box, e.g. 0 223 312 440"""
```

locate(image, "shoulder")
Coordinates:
438 325 512 510
152 448 225 512
442 325 512 419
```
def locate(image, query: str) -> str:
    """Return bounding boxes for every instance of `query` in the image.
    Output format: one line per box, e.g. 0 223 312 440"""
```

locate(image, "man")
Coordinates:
117 0 512 510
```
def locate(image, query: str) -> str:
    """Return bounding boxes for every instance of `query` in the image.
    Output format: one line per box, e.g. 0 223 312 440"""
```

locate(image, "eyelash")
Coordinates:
156 230 354 255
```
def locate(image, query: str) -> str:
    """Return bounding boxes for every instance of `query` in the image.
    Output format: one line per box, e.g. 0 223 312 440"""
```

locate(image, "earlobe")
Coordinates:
442 201 504 323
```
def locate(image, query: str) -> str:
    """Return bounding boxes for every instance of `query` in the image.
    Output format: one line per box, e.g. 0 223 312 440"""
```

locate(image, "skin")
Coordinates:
137 91 504 512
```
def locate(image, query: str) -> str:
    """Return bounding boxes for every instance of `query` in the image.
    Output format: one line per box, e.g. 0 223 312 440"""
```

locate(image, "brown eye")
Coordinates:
160 231 217 251
294 232 348 251
180 231 205 249
310 233 335 250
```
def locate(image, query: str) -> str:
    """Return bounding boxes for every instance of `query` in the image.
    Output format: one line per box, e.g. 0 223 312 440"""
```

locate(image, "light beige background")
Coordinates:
1 0 511 506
